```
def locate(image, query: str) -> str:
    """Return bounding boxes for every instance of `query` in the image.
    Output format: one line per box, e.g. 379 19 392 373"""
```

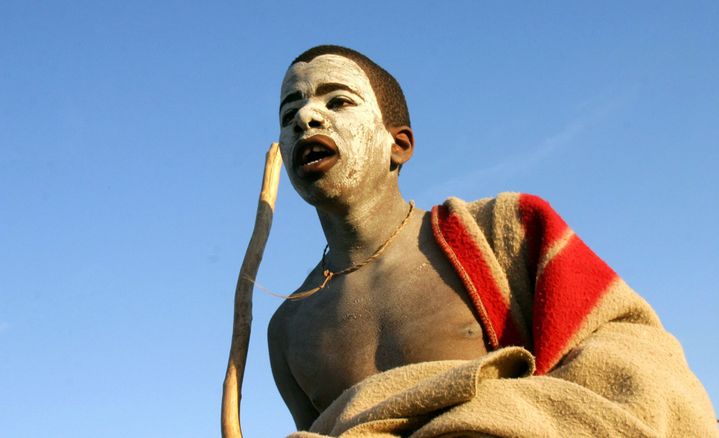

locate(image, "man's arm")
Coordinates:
268 315 319 431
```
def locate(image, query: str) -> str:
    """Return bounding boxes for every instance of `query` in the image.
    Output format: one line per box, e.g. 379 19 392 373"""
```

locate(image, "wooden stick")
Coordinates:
221 143 283 438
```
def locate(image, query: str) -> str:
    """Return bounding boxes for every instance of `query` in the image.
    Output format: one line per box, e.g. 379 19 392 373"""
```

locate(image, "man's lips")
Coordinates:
293 135 339 179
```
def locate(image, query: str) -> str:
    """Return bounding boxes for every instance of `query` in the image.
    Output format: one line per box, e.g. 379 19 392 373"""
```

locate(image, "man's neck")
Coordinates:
316 184 411 271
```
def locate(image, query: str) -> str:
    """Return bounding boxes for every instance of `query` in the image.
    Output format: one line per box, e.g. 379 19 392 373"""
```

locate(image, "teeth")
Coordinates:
301 145 326 160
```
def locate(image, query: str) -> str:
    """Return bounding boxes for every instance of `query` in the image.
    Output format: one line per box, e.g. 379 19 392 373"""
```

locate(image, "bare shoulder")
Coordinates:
267 305 287 347
267 262 324 344
267 265 324 429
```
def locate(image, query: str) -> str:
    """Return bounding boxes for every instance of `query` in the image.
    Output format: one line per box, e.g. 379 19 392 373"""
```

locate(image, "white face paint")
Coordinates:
278 54 394 205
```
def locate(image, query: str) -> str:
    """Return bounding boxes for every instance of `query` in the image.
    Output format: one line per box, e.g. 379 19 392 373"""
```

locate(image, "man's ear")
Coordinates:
389 125 414 168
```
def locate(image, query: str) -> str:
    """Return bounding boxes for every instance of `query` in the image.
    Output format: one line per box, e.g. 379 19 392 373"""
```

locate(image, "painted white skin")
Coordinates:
278 54 414 271
279 55 395 209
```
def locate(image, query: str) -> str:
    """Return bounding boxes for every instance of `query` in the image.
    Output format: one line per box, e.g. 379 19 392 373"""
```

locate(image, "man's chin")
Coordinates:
288 171 348 208
289 171 331 197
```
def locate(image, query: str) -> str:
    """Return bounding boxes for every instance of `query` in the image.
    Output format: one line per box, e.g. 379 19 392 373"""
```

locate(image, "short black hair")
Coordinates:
291 45 411 128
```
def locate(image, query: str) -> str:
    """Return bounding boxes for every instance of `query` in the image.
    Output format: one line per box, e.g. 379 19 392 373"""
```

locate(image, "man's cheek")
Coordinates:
278 135 294 166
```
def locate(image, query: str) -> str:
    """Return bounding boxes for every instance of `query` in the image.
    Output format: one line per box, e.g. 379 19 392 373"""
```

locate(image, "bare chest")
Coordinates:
282 240 487 411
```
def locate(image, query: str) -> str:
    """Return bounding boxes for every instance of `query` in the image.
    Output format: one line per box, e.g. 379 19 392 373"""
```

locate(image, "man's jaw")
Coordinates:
292 134 340 180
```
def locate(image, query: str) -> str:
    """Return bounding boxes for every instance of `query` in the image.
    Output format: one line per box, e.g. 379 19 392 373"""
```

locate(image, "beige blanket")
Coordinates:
290 324 716 437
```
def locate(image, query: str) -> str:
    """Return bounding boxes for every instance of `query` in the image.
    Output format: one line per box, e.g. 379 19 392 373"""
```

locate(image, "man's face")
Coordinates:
279 54 394 206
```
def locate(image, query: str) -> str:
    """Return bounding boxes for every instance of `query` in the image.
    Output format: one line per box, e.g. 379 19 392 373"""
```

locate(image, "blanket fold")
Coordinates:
290 324 715 437
289 347 534 437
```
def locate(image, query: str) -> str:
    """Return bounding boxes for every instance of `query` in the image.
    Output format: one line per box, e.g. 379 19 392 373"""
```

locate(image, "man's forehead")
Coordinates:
280 54 371 99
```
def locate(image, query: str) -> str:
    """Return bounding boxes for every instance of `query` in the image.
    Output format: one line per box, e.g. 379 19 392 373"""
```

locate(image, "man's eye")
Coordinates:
281 109 297 127
327 97 354 110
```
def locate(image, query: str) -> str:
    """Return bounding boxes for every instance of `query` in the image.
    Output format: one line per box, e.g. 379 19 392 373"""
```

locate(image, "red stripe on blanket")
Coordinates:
518 194 569 279
518 195 617 375
432 205 524 351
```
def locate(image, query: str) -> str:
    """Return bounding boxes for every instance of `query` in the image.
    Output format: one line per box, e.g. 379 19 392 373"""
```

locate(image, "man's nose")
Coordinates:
294 105 325 133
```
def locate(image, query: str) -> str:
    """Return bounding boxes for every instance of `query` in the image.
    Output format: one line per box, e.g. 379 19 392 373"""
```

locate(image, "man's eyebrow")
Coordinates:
314 82 362 98
280 91 303 111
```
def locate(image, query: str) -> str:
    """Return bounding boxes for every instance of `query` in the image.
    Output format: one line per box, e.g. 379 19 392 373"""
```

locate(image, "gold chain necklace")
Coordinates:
284 200 415 301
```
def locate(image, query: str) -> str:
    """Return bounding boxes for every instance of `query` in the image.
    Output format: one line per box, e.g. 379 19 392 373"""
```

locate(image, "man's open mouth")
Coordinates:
293 135 339 179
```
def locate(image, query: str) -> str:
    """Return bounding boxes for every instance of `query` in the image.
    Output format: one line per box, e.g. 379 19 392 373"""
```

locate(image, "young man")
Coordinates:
268 45 716 436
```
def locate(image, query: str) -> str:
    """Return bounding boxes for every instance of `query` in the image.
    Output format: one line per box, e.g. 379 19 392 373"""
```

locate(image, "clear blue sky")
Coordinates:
1 1 717 436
